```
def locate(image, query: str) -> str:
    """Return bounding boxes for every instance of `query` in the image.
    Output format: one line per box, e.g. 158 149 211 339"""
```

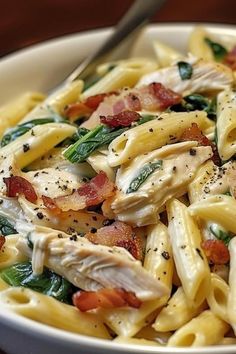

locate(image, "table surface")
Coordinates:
0 0 235 353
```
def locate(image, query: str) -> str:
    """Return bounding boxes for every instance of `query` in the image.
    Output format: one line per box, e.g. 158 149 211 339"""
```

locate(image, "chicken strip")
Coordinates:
16 222 168 301
137 56 233 96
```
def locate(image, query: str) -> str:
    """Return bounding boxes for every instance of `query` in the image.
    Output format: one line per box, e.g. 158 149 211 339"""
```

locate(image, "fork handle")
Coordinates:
66 0 166 83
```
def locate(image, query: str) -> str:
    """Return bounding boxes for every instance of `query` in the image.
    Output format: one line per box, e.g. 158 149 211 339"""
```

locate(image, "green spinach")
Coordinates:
126 160 163 194
64 124 127 163
177 61 193 80
0 261 75 303
1 116 69 147
0 215 17 236
209 224 232 246
204 37 228 61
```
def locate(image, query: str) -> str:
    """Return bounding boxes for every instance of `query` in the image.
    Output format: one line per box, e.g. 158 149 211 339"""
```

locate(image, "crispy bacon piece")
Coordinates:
149 82 182 110
64 103 92 120
224 46 236 70
126 93 142 111
101 196 116 219
86 221 143 260
3 176 37 203
42 195 61 214
0 236 5 251
54 171 115 211
201 240 230 265
73 288 142 312
65 92 117 120
180 123 221 165
84 93 117 110
124 82 181 112
100 110 141 127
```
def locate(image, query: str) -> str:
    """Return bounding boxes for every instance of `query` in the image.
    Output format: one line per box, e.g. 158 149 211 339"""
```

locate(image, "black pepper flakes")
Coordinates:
161 251 170 260
23 144 30 153
189 148 197 156
90 227 97 233
36 212 44 220
70 235 78 241
196 248 204 260
102 219 115 227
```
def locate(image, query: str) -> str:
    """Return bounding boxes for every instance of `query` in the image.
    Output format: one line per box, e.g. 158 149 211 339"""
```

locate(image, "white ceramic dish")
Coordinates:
0 23 236 354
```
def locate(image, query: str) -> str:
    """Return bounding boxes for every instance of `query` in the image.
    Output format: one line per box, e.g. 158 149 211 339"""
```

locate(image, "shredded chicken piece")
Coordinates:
16 223 168 301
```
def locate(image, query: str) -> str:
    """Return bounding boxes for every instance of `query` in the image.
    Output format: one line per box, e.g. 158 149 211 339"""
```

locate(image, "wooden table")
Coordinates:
0 0 236 58
0 0 235 353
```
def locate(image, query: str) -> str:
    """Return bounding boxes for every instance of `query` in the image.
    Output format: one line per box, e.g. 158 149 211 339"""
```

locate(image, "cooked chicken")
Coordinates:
111 142 213 226
189 160 236 202
16 223 168 301
137 56 233 96
25 167 81 199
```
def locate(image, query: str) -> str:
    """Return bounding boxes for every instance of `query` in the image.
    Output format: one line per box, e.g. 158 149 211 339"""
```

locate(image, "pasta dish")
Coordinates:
0 26 236 347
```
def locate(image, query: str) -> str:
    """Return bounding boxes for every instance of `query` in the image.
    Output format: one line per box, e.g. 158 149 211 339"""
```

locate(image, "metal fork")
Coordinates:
62 0 166 85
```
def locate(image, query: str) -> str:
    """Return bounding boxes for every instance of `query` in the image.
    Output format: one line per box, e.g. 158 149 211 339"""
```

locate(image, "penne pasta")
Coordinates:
167 199 210 307
216 89 236 161
167 310 229 347
0 92 45 137
108 111 213 167
189 194 236 234
0 286 110 339
153 287 206 332
207 273 229 323
81 58 158 99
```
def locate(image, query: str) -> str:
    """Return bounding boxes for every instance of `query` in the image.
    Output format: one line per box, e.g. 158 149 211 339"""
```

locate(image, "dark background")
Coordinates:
0 0 235 353
0 0 236 58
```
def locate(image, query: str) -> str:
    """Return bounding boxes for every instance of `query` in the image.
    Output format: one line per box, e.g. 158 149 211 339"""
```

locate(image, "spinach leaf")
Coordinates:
0 215 17 236
0 261 75 303
184 94 209 110
57 127 90 147
170 94 217 120
136 114 156 126
64 124 127 163
1 116 69 147
204 37 228 61
209 224 232 246
177 61 193 80
127 160 163 194
205 96 217 119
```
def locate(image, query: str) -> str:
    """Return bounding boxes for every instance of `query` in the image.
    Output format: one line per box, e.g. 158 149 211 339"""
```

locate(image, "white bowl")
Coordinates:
0 23 236 354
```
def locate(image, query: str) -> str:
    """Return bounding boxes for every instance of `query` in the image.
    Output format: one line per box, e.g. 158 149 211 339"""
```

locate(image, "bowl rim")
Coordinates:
1 21 236 63
1 22 236 353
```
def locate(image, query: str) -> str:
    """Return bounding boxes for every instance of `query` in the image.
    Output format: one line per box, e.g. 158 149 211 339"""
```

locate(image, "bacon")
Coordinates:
54 171 115 211
64 103 92 121
72 288 142 312
224 46 236 70
65 92 117 120
0 236 5 251
126 93 142 111
3 176 37 203
101 196 116 219
81 83 182 129
86 221 143 260
149 82 182 109
84 93 117 110
201 239 230 265
180 123 221 165
42 195 61 214
100 110 141 127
